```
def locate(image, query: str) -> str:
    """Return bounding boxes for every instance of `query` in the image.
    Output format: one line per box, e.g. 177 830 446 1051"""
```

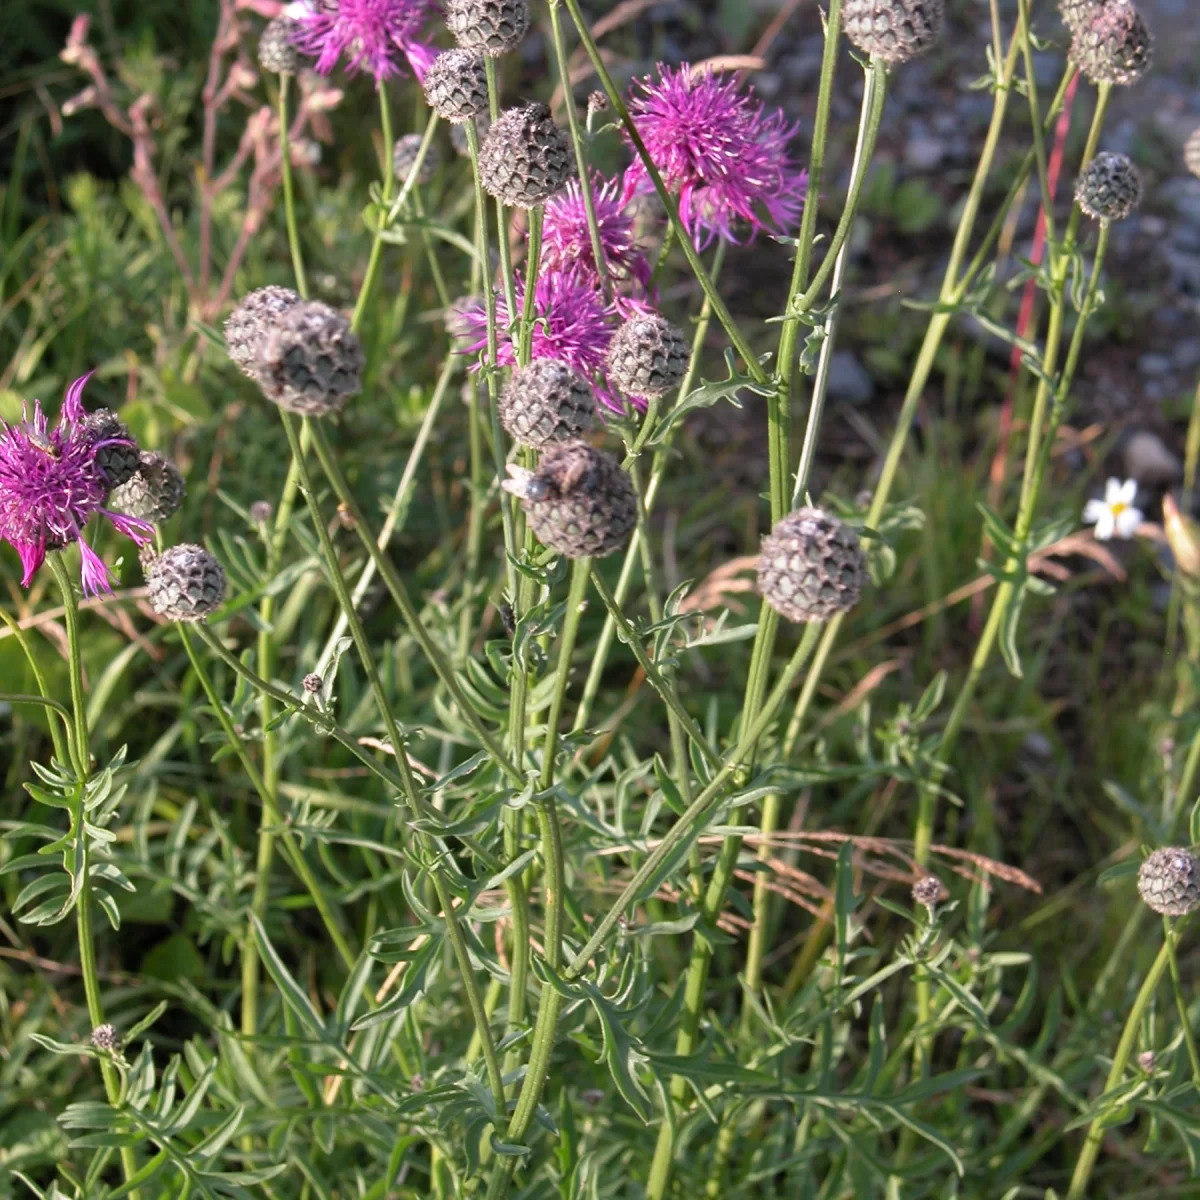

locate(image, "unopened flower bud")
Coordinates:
90 1024 122 1052
303 672 323 693
1164 494 1200 578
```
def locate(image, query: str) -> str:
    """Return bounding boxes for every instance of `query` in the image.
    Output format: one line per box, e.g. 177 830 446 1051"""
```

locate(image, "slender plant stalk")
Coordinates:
277 73 308 299
547 0 611 298
180 623 357 969
589 568 721 770
351 83 396 332
305 421 524 786
792 59 887 502
566 629 822 978
47 553 141 1199
1067 933 1175 1199
277 410 509 1112
1163 914 1200 1084
912 91 1111 865
571 246 725 738
771 0 843 519
484 559 588 1200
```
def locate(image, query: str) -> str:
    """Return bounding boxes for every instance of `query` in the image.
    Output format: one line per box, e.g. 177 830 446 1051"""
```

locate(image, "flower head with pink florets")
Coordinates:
290 0 438 84
543 173 653 304
623 63 807 248
460 268 630 409
0 373 153 596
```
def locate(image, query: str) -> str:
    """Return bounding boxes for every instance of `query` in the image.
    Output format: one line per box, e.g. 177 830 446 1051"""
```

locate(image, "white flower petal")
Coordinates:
1083 498 1105 524
1094 511 1116 540
1114 506 1144 539
1116 478 1139 506
1103 477 1124 503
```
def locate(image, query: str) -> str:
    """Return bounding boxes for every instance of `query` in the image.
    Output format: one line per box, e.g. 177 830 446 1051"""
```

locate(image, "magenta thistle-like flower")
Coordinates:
290 0 437 84
623 63 807 247
0 373 152 596
543 173 653 298
462 266 617 383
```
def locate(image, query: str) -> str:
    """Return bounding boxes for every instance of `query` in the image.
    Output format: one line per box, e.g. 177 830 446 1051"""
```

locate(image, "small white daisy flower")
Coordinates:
1083 477 1143 541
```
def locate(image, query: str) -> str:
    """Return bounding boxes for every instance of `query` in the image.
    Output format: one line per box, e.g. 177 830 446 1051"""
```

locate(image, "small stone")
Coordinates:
827 351 875 405
1123 430 1181 486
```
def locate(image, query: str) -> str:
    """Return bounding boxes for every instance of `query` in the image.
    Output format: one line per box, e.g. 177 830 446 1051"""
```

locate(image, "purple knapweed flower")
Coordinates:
542 173 653 299
461 267 619 390
622 63 807 248
0 373 152 597
289 0 437 85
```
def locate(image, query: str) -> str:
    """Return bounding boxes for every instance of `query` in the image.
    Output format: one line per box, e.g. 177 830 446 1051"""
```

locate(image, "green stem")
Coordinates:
571 246 724 736
1067 935 1174 1199
792 56 887 504
1164 915 1200 1085
277 73 308 299
305 421 523 788
547 0 610 298
465 117 519 603
559 0 764 382
913 96 1111 864
772 0 842 519
519 207 543 364
350 83 395 333
312 355 458 678
566 630 821 978
589 567 721 770
47 554 140 1198
481 565 588 1200
180 624 357 970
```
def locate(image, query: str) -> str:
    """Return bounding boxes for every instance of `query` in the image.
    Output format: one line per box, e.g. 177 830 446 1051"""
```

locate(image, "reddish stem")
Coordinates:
970 70 1080 631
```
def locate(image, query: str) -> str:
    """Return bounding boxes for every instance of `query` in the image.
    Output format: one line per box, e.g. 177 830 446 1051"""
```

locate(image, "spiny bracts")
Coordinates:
841 0 945 65
110 451 186 523
605 314 689 400
502 441 637 558
1138 847 1200 916
1075 151 1142 222
757 507 868 622
256 301 365 416
225 286 303 377
423 48 489 123
146 544 227 622
499 359 597 448
477 103 574 209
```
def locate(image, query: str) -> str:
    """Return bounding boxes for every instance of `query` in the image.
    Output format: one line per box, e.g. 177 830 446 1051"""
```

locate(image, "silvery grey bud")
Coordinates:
423 49 489 123
1137 847 1200 916
445 0 531 57
146 544 227 622
478 104 574 208
225 286 303 377
90 1024 122 1052
394 134 441 186
605 314 689 400
258 16 301 74
256 301 365 417
110 452 186 523
842 0 945 65
757 508 868 623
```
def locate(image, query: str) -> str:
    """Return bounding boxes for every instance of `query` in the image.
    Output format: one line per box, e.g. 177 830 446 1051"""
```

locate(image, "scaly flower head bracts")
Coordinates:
623 63 807 247
0 372 152 595
291 0 438 84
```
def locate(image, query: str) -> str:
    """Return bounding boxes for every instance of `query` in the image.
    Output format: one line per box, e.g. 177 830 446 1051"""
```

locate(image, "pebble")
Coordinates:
826 351 874 405
1123 429 1182 485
